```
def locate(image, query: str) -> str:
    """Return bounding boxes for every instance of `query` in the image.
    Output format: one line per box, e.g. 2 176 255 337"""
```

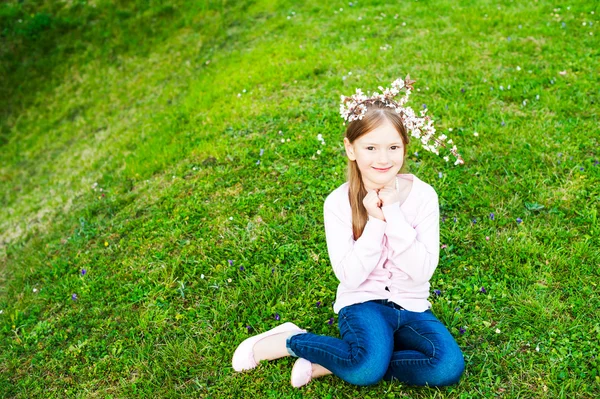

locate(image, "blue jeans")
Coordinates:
286 300 464 387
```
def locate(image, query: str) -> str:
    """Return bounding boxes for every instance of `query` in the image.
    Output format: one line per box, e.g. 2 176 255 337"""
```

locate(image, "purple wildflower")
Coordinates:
472 218 477 224
328 317 334 325
316 301 322 308
239 266 245 271
516 218 523 224
438 172 443 179
489 213 495 220
454 217 457 223
594 160 599 166
228 259 234 266
480 287 487 294
459 327 466 335
81 269 87 276
507 36 511 41
461 88 465 93
256 160 261 166
271 268 275 274
455 307 460 312
442 216 447 223
434 289 441 296
274 313 280 321
422 104 427 109
71 293 78 301
579 167 584 171
501 121 505 126
246 325 252 332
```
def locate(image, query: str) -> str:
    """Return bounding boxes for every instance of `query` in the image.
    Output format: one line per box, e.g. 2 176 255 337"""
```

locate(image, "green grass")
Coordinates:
1 0 599 397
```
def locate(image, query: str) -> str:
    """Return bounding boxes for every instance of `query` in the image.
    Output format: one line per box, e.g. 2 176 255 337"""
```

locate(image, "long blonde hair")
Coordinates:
345 101 409 240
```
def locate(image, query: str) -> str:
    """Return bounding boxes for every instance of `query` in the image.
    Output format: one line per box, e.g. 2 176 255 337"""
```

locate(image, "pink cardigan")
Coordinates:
323 174 440 313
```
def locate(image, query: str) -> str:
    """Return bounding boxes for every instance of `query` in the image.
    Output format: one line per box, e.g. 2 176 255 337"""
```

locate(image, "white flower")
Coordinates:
317 150 322 155
495 328 501 334
33 288 38 293
516 66 521 71
473 132 479 137
201 274 205 279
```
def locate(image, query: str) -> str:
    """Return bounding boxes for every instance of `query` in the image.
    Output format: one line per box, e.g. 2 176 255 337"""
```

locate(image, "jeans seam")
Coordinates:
341 313 362 362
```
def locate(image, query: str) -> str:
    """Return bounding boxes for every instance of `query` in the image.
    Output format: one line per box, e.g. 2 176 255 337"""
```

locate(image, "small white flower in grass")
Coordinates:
0 310 3 314
317 150 322 155
582 22 587 26
201 274 205 279
229 217 233 220
281 138 285 143
448 128 453 132
536 94 540 100
516 66 521 71
438 172 443 178
227 278 232 283
237 93 241 97
242 89 246 93
559 70 567 76
590 32 593 36
495 328 501 334
443 156 450 162
402 22 406 26
342 75 347 80
500 85 504 90
348 71 352 75
286 138 290 142
536 344 540 352
522 100 527 106
473 132 479 137
33 288 38 293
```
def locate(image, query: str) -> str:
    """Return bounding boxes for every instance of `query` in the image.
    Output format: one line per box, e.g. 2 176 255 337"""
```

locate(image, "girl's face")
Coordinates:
344 120 405 190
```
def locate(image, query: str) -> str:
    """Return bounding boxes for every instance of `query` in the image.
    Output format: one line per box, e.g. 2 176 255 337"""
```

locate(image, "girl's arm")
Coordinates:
380 195 440 284
324 201 386 289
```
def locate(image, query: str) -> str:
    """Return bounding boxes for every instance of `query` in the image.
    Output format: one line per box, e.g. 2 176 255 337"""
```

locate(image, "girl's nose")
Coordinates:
378 151 389 163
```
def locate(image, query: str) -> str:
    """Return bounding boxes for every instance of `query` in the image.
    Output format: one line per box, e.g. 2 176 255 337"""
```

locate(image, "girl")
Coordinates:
232 78 465 388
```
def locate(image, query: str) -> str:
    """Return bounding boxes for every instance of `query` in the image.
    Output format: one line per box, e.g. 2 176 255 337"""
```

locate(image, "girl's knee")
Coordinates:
427 348 465 386
343 348 389 386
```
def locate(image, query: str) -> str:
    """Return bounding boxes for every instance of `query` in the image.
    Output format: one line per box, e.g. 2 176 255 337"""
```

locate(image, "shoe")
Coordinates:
232 322 305 372
291 358 312 388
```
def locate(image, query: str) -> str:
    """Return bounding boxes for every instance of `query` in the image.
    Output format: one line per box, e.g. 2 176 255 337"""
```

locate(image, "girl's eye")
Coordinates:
366 146 375 150
391 146 400 150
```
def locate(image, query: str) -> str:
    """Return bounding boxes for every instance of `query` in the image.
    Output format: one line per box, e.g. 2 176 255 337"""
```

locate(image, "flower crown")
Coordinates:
340 76 464 165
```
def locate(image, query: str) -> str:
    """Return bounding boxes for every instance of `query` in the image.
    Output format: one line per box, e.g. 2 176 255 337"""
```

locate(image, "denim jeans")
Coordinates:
286 300 464 387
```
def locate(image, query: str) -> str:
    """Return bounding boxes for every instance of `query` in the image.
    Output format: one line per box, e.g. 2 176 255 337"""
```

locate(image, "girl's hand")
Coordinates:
377 187 401 208
363 190 385 221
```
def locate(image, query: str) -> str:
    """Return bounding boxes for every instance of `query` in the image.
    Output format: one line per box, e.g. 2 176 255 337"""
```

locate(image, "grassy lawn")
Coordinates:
1 0 599 397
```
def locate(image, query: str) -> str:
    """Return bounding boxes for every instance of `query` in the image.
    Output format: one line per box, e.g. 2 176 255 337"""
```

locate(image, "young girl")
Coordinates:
232 78 465 388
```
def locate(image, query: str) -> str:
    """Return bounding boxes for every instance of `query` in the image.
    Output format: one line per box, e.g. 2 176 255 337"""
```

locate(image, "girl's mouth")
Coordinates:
373 166 392 172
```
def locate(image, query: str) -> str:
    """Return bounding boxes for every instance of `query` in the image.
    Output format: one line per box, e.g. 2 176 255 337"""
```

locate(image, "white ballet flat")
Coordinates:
290 358 312 388
232 322 304 372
